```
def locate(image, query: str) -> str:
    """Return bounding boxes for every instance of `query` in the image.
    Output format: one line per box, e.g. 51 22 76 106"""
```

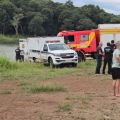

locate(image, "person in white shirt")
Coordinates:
112 41 120 97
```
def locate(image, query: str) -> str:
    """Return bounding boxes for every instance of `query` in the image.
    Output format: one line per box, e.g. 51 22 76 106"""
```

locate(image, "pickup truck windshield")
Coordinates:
48 44 70 51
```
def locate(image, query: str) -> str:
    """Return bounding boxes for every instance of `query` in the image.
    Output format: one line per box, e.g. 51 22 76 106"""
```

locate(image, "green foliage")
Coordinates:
76 18 97 30
0 34 18 44
0 57 18 70
0 0 119 36
65 0 74 7
110 16 120 23
0 0 16 34
28 15 45 36
26 85 65 93
0 58 95 93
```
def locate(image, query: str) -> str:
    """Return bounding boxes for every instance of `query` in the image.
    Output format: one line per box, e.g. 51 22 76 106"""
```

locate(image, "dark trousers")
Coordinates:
16 55 21 61
20 55 24 61
95 59 102 74
102 59 112 74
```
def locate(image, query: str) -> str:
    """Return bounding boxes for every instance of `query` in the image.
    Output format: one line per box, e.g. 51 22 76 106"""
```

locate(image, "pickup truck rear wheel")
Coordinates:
49 58 55 68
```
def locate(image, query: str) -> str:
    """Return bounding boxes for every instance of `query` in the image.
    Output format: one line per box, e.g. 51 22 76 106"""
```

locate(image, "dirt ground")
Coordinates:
0 72 120 120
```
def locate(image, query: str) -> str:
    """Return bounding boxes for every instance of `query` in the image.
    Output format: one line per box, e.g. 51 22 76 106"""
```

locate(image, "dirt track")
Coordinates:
0 73 120 120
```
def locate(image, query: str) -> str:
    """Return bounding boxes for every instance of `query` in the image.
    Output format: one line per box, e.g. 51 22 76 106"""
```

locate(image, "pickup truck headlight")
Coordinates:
74 52 78 56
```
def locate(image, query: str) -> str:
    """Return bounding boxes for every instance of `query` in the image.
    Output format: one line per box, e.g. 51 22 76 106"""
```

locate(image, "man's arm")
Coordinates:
99 49 103 56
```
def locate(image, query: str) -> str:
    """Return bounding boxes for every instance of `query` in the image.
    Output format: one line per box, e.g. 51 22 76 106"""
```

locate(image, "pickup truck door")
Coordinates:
41 44 48 63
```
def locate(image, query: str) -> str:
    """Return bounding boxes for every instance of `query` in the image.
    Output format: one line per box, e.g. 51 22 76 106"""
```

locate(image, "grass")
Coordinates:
57 103 72 112
66 94 93 110
0 57 96 93
0 89 12 94
25 84 65 93
0 57 18 70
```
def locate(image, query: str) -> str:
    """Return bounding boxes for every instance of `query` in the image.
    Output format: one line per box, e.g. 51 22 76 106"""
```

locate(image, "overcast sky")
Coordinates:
53 0 120 15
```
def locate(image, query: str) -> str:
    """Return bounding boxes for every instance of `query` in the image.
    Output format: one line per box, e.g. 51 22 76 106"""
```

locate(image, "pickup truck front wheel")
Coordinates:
49 58 55 68
72 63 77 67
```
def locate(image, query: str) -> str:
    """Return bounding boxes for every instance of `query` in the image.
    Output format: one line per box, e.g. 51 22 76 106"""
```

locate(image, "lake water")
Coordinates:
0 44 17 60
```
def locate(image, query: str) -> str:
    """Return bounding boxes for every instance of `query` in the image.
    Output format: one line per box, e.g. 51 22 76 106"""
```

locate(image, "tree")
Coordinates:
110 16 120 23
76 18 97 30
0 0 119 36
0 0 16 34
28 15 45 36
81 5 107 24
11 13 24 35
65 0 74 7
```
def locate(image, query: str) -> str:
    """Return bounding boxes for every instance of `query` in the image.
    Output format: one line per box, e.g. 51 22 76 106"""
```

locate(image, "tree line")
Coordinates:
0 0 120 36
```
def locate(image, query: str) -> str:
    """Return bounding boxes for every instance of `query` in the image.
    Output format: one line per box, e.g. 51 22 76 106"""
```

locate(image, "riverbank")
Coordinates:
0 34 24 44
0 35 21 60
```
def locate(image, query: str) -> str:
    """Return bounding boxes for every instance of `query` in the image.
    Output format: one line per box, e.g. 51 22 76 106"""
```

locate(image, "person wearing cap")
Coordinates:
112 41 120 97
95 42 103 74
102 42 112 74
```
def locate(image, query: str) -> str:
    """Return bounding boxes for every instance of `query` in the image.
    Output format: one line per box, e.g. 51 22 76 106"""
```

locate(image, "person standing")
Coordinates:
110 40 116 59
110 40 116 52
111 41 120 97
95 43 103 74
102 42 112 74
20 50 24 62
15 46 21 61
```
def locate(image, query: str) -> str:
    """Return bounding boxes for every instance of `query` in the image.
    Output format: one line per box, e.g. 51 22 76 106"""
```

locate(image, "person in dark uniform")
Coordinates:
110 40 116 54
102 42 112 74
95 43 103 74
15 46 21 61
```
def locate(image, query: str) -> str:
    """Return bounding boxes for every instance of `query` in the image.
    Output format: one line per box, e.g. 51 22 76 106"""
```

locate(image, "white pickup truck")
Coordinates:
19 37 78 67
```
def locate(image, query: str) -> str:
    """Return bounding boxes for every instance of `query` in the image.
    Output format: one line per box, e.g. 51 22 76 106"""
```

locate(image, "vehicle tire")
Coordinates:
49 58 55 68
72 63 77 67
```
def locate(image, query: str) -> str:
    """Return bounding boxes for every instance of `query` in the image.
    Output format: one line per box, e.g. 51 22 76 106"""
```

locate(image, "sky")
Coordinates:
53 0 120 15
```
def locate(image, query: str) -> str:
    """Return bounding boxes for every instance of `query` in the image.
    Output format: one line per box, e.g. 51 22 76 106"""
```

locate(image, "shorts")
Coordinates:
112 68 120 80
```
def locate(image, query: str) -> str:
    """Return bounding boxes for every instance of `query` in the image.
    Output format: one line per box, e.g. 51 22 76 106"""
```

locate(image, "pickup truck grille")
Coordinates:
60 53 74 59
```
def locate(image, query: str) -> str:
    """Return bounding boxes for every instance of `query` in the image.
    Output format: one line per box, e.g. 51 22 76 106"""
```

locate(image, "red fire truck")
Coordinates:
57 29 100 61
